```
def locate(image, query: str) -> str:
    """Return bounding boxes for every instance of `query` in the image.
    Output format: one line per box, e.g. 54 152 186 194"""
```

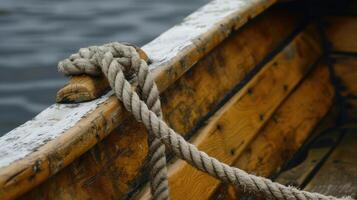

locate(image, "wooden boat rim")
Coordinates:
0 0 275 179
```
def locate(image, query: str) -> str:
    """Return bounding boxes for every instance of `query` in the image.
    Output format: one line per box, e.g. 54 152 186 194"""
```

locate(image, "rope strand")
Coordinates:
58 42 353 200
60 42 169 200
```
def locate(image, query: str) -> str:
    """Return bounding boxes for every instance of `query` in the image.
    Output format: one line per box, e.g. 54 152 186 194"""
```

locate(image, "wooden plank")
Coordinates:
275 130 340 187
17 9 302 200
210 63 335 199
304 130 357 198
325 16 357 52
135 25 323 200
333 55 357 97
233 67 335 177
160 10 302 135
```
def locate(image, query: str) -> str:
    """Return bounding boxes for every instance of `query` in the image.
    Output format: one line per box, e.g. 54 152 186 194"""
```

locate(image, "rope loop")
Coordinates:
58 42 353 200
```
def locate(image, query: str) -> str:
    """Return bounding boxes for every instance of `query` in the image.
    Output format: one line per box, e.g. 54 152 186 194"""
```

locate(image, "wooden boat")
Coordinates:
0 0 356 199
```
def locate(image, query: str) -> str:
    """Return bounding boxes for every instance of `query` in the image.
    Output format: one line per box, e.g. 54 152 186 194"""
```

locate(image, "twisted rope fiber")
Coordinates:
58 42 352 200
59 43 170 200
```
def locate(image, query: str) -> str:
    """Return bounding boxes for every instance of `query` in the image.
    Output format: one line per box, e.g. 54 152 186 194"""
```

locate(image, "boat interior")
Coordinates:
0 0 356 199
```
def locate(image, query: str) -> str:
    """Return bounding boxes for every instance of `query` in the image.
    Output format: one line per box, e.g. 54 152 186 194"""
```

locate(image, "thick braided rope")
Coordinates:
58 43 353 200
59 43 169 200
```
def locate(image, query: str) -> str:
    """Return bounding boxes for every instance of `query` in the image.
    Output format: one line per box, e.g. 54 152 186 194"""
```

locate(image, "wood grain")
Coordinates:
17 9 302 200
275 130 340 187
0 1 279 199
136 25 323 200
211 63 335 200
304 130 357 198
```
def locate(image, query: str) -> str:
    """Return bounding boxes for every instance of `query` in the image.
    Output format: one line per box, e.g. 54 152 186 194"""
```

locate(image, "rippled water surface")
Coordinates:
0 0 208 135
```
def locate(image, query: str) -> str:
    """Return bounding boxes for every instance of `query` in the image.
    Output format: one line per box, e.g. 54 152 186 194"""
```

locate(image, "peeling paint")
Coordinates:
143 0 254 69
0 92 112 168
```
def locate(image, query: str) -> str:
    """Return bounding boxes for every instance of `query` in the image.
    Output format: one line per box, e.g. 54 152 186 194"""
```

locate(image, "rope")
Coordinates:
59 43 170 200
58 42 353 200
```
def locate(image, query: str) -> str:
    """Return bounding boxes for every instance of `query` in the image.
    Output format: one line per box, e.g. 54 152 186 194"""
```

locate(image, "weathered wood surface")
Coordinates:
135 25 323 200
231 63 332 176
160 10 302 135
210 63 334 199
275 130 340 187
0 1 278 199
266 129 357 199
304 130 357 198
56 75 110 103
325 16 357 53
17 8 301 200
56 44 149 103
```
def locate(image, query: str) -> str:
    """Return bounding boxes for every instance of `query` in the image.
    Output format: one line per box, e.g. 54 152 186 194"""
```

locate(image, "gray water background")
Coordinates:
0 0 208 135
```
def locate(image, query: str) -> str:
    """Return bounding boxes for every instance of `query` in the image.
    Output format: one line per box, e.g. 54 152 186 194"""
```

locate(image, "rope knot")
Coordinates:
58 42 141 80
58 42 170 200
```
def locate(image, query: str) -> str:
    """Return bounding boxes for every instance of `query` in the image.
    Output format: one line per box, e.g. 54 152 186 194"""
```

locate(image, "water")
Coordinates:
0 0 208 135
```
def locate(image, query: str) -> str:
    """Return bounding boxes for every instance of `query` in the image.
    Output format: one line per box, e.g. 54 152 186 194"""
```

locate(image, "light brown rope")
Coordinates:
58 42 353 200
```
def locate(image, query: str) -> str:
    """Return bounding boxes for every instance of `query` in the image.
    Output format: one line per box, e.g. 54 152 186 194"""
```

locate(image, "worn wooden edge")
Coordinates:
325 16 357 53
211 63 335 199
135 24 323 199
56 44 149 103
144 0 277 92
56 75 110 103
0 1 279 199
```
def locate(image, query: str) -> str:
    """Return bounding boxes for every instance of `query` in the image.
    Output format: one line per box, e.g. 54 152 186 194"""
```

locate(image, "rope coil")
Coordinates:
58 42 353 200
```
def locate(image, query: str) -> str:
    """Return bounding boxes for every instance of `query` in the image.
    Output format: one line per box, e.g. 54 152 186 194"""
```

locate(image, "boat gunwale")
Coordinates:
0 0 277 199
